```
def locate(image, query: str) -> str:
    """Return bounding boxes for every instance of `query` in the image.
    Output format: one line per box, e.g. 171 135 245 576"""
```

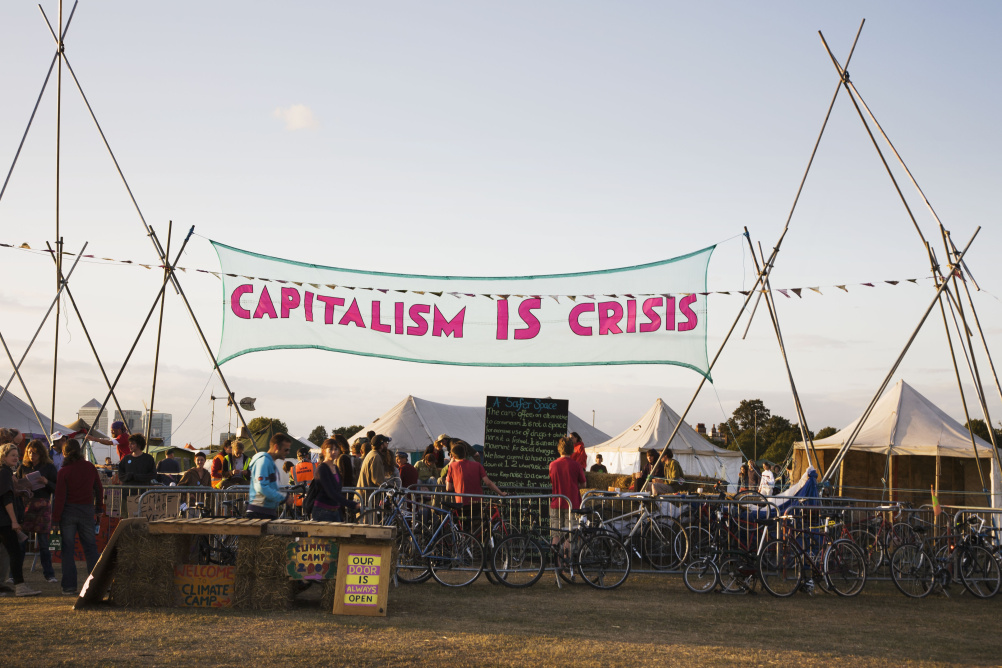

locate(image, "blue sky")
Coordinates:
0 2 999 447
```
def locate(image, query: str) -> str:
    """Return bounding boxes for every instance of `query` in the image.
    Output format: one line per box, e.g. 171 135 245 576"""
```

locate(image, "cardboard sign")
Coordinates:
139 492 181 521
484 396 569 488
286 537 338 580
333 544 392 616
173 564 235 608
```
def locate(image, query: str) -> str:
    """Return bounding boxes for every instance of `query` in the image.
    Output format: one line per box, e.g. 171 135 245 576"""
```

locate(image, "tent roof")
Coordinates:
0 391 71 440
795 380 994 458
65 418 107 440
349 395 612 453
585 398 741 459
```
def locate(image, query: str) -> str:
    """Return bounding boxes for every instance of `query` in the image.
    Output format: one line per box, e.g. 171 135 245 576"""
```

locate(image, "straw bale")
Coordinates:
108 523 181 607
585 472 633 491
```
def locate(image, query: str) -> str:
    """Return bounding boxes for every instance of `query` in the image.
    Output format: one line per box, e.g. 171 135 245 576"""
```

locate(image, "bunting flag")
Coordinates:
212 240 715 376
0 241 940 302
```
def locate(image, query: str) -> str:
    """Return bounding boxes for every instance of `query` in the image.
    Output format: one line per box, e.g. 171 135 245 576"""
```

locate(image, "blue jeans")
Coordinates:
60 504 99 592
20 532 55 579
312 507 342 523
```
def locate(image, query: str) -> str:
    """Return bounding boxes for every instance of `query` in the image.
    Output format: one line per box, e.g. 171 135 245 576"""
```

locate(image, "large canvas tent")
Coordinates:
792 380 1001 507
585 398 742 490
349 395 611 454
0 390 71 442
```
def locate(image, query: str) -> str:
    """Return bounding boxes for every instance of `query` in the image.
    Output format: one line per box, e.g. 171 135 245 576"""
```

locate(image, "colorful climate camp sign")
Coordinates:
286 538 338 580
212 241 714 377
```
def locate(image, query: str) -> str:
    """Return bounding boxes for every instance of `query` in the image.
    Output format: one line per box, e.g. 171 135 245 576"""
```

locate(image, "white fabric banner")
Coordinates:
212 241 714 377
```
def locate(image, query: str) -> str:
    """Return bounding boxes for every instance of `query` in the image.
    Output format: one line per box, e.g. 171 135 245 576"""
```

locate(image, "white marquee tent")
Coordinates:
586 398 742 490
793 380 1001 507
0 390 71 442
349 395 612 454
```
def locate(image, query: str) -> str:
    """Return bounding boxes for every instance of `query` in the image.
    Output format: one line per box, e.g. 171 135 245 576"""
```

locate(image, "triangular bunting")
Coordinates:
792 288 802 298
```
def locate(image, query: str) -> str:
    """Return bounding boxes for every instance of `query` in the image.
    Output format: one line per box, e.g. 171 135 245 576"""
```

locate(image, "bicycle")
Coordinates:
757 510 868 598
847 503 918 573
592 494 687 571
362 481 485 587
682 511 777 595
890 516 1001 599
190 496 243 566
491 508 631 590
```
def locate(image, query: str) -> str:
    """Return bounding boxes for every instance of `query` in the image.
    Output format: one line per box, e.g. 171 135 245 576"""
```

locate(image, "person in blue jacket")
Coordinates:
246 433 293 519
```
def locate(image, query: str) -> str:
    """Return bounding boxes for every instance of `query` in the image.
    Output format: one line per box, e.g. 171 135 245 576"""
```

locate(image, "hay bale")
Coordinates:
585 471 634 491
233 535 295 611
108 524 180 607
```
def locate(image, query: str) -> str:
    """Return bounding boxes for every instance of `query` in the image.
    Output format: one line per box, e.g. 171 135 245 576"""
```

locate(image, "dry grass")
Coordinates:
0 564 1000 667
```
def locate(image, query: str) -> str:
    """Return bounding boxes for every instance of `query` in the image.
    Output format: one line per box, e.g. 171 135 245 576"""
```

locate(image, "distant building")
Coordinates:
113 409 143 434
144 411 173 448
219 432 236 447
77 398 109 434
696 423 707 436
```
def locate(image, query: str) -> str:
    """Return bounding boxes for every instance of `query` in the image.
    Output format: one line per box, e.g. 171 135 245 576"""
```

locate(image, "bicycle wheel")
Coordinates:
683 558 719 594
758 538 802 598
735 491 768 506
491 534 545 588
718 552 755 594
359 508 386 525
678 524 710 563
577 533 631 590
429 530 484 587
887 522 919 554
958 545 1001 599
394 521 432 585
823 538 867 597
849 528 883 573
890 544 935 598
641 518 685 570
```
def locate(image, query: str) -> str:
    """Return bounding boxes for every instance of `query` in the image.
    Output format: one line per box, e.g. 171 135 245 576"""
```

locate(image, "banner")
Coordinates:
212 241 714 377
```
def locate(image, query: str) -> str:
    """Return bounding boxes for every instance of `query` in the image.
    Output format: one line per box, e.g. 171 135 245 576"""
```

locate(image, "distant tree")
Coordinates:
247 416 289 436
730 399 770 434
964 419 1002 445
815 426 838 440
308 425 328 446
332 424 365 438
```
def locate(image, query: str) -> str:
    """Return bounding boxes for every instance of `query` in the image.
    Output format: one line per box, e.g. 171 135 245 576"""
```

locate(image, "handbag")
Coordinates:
21 497 51 534
301 478 321 516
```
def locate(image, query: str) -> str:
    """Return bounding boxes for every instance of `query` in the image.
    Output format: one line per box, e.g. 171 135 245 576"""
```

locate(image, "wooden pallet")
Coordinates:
146 518 269 536
264 519 394 540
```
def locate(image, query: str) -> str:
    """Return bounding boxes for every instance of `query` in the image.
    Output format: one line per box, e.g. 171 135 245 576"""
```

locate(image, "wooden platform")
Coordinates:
146 517 394 540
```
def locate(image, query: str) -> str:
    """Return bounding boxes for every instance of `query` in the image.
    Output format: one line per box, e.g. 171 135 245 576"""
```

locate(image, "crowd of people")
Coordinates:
0 420 778 599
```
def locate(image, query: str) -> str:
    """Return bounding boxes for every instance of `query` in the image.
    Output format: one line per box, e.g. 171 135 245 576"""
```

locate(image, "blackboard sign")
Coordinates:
484 396 569 489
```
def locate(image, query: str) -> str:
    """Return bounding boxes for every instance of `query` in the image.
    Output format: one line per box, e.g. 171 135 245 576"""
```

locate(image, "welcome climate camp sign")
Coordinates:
212 241 714 378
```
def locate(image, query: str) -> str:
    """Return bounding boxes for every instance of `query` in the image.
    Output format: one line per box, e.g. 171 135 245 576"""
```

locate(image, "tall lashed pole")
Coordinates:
51 0 65 432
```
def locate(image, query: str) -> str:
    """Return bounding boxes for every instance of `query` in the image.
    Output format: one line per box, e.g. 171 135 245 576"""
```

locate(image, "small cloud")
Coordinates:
272 104 318 131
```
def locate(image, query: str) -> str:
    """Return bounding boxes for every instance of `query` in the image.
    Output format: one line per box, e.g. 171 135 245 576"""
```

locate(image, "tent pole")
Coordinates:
82 231 192 446
51 0 65 451
824 39 1000 503
45 242 129 429
146 221 172 445
744 232 820 471
650 22 866 475
926 245 990 502
0 244 87 402
821 232 980 482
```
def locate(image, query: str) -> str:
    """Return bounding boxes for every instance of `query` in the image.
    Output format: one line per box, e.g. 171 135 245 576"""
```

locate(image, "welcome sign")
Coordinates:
212 241 714 377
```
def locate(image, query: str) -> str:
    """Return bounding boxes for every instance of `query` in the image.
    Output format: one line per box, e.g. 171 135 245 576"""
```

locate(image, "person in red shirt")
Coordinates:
444 440 505 504
88 421 131 463
51 439 103 596
569 432 588 471
395 452 419 489
549 436 586 548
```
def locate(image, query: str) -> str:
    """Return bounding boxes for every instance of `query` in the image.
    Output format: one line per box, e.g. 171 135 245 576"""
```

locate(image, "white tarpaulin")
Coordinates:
586 398 742 490
349 395 611 454
794 380 1002 508
0 390 71 441
212 241 714 376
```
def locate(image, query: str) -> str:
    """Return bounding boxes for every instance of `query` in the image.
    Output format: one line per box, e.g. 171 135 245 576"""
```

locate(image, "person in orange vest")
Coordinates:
292 447 317 508
210 440 232 489
221 440 250 488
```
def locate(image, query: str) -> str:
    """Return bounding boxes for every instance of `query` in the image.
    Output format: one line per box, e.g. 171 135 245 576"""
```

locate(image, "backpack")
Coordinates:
301 478 321 516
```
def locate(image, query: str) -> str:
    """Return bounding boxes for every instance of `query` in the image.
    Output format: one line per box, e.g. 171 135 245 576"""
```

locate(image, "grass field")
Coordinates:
1 564 1000 667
